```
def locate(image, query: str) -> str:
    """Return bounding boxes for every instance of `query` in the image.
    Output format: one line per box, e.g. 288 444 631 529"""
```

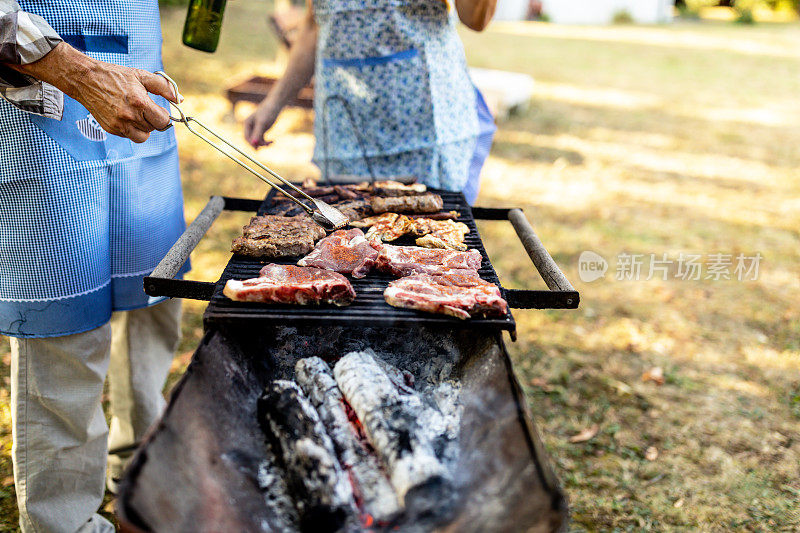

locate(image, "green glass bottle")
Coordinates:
182 0 227 53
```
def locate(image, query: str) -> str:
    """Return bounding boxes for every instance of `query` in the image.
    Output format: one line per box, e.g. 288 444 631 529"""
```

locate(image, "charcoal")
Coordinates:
256 449 301 531
258 380 356 532
333 350 451 508
295 357 402 524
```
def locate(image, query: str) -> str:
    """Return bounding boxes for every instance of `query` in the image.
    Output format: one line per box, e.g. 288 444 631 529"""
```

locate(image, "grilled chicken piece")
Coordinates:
297 229 378 278
372 180 427 197
223 264 356 305
370 193 443 214
364 213 414 242
373 243 482 276
411 219 470 251
232 215 325 258
384 270 508 320
351 213 468 249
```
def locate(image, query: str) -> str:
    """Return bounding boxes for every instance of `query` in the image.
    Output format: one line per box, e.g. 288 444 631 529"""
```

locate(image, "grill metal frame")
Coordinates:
144 189 579 338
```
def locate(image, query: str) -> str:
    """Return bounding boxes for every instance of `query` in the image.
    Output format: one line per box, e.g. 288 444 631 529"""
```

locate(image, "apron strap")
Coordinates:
319 94 377 184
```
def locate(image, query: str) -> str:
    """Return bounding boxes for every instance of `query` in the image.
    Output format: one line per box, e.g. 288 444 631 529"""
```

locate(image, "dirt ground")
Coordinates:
1 2 799 531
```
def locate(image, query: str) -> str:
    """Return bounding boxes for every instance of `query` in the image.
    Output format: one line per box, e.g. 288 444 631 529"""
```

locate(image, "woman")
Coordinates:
245 0 496 204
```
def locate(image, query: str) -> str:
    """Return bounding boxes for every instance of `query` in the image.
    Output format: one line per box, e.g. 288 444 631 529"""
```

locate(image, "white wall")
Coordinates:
544 0 674 24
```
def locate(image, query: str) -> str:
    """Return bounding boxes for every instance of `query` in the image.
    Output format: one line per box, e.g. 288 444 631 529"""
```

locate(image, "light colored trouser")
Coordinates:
10 298 182 533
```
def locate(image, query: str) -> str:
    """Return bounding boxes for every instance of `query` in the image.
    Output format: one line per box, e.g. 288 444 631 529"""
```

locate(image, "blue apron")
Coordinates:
312 0 485 192
0 0 187 338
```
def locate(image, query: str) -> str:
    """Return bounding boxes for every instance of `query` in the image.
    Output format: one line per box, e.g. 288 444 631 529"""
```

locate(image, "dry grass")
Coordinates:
2 3 800 530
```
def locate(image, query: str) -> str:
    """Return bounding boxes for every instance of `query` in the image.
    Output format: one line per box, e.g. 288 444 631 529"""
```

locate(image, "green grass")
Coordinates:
2 5 800 531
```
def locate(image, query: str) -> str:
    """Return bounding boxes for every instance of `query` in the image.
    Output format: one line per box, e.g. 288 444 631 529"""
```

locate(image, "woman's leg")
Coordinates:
106 298 182 488
10 326 115 533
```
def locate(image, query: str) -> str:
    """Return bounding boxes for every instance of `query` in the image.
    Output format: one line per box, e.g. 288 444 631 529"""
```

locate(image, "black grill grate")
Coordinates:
203 189 518 333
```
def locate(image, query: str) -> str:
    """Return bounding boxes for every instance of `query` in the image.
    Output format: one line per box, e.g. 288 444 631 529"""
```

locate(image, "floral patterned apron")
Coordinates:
312 0 481 191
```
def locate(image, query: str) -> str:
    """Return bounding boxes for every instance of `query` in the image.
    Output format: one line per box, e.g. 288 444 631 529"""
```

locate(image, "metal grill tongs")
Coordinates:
154 71 349 230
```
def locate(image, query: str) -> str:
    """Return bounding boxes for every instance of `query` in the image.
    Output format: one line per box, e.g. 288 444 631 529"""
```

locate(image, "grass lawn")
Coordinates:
1 2 799 530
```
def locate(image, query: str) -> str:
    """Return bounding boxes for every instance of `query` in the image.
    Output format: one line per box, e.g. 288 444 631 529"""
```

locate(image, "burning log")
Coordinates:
295 357 402 524
256 449 301 531
258 380 356 532
333 351 450 508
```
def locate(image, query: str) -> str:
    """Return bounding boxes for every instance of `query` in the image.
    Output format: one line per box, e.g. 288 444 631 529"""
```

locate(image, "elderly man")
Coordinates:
0 1 187 531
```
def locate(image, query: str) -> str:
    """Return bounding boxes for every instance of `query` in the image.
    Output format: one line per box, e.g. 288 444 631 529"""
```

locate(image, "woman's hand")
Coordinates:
241 0 317 148
244 100 280 148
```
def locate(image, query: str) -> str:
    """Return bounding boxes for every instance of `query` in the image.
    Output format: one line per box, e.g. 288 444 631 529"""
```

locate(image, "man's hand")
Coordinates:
9 43 179 143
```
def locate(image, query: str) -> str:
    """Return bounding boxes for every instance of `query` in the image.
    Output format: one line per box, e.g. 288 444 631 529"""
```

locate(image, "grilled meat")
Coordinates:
351 213 469 248
372 243 482 276
384 270 508 319
372 180 427 197
362 213 414 242
409 211 460 221
232 215 326 258
331 199 371 222
297 229 378 278
411 219 470 251
370 193 443 214
223 264 356 305
332 185 359 200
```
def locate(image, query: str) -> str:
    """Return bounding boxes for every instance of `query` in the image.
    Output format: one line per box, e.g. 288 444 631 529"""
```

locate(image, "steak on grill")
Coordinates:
223 264 356 305
231 215 326 258
297 229 378 278
373 243 483 276
384 270 509 319
370 193 443 215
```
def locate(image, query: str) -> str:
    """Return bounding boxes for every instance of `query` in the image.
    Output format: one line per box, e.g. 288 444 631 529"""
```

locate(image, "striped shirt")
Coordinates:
0 0 63 118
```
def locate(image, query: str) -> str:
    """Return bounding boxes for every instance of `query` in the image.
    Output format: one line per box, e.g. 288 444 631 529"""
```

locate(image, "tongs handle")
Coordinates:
154 71 317 214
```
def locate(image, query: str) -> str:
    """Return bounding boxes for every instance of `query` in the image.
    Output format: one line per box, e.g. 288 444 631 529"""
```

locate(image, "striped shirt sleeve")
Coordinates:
0 0 64 118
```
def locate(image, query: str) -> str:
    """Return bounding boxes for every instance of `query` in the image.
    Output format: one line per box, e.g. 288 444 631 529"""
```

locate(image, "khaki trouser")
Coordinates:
10 298 182 533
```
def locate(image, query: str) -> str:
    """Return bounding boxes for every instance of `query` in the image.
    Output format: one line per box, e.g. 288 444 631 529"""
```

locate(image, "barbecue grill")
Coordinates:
143 189 579 338
117 188 579 532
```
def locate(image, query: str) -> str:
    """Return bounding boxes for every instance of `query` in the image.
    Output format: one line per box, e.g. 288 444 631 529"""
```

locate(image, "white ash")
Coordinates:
294 357 402 523
333 350 453 507
256 449 300 531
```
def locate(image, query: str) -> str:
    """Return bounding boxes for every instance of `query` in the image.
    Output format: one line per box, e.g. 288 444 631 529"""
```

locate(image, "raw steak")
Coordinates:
223 264 355 306
384 271 508 320
297 229 378 278
372 243 483 276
